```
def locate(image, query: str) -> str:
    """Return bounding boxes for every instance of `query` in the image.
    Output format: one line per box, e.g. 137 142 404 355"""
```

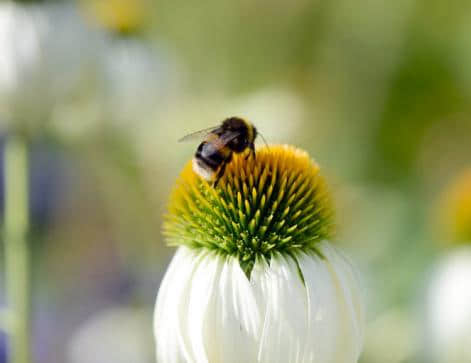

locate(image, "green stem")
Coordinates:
4 135 31 363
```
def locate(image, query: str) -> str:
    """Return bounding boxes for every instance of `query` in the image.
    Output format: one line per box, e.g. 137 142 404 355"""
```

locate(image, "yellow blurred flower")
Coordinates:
82 0 148 34
440 169 471 244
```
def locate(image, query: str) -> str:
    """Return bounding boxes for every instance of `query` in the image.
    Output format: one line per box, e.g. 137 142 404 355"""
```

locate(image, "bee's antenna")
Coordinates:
258 131 269 149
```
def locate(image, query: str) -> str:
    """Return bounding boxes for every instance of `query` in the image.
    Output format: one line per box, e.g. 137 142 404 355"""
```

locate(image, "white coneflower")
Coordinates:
426 168 471 363
426 248 471 363
82 0 166 128
0 2 99 135
155 145 365 363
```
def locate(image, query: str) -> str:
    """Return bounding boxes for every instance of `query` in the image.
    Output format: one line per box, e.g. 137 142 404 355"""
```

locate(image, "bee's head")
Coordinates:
222 117 247 131
220 117 252 151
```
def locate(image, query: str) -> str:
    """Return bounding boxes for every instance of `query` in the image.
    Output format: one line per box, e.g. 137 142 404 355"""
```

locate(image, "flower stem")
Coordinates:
4 135 31 363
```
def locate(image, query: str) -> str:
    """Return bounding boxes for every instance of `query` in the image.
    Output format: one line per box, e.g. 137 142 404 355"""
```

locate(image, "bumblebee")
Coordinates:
179 117 258 185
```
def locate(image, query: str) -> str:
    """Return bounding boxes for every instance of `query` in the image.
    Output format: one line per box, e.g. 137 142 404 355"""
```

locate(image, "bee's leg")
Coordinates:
250 143 256 160
213 163 227 187
245 144 256 160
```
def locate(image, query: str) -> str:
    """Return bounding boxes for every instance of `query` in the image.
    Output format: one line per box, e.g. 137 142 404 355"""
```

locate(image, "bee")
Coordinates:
179 117 258 186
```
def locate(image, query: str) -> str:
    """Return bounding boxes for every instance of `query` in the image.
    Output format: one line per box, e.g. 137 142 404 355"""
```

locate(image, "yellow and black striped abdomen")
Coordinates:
193 141 232 181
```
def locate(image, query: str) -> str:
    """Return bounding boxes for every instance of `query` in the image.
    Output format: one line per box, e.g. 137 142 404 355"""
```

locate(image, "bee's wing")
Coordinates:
178 126 220 142
211 130 243 148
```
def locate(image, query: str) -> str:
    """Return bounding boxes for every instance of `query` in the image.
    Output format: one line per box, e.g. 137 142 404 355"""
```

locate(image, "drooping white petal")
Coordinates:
297 251 340 363
253 254 313 363
154 248 206 363
314 242 365 362
253 243 364 363
155 249 263 363
183 250 222 363
154 244 365 363
204 257 262 363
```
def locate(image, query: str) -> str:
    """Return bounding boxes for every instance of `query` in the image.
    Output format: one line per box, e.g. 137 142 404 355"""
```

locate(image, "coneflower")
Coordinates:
154 145 365 363
426 168 471 363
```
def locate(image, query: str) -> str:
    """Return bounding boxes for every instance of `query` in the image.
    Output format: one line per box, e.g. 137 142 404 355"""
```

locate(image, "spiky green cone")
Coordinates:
164 145 333 278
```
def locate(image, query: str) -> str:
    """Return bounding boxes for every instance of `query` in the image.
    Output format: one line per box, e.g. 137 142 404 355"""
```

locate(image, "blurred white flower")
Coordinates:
98 36 179 128
0 2 101 134
0 3 42 96
426 247 471 363
154 242 364 363
67 306 154 363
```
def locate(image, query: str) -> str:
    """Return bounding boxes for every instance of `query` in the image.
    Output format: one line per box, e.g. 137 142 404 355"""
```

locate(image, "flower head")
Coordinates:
165 145 333 278
155 144 365 363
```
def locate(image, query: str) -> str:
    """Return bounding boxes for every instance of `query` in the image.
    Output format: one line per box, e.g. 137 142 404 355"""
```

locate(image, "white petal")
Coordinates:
154 243 365 363
316 242 365 362
205 257 263 362
154 248 205 363
185 250 223 363
297 251 339 363
253 254 312 363
155 249 263 363
254 243 364 363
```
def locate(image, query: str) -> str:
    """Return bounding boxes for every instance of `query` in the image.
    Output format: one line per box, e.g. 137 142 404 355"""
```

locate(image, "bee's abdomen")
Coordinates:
192 158 215 181
196 143 229 167
193 142 230 180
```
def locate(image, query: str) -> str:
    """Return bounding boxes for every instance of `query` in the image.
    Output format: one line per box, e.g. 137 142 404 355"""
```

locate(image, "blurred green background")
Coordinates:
0 0 470 362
